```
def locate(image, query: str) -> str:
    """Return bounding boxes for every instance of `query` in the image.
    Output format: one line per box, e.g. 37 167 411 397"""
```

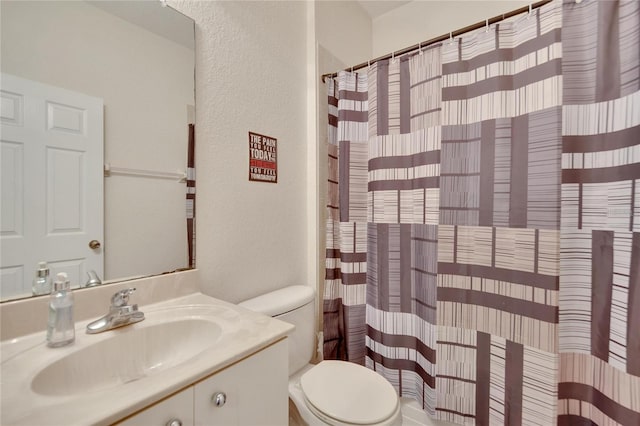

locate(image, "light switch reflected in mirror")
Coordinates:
0 0 195 301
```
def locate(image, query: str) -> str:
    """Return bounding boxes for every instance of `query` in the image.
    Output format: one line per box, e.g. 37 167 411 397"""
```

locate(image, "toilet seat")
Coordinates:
300 361 400 425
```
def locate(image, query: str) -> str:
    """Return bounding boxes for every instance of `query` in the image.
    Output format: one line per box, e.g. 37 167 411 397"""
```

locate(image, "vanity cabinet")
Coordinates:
116 339 288 426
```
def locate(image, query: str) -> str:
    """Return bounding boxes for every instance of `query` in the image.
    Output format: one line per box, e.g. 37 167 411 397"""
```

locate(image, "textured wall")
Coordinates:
169 1 308 303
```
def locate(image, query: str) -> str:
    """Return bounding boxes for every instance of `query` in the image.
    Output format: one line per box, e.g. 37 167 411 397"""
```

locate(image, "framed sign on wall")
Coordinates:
248 131 277 183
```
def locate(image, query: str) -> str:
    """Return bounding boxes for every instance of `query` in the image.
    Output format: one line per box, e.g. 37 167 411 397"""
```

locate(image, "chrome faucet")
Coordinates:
86 288 145 334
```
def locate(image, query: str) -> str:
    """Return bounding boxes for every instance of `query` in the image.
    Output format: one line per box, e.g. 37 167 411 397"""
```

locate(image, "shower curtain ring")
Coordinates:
368 60 371 69
485 19 489 32
528 3 532 18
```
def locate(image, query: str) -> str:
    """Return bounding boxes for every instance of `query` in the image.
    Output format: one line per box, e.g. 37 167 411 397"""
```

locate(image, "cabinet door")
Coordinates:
194 339 288 426
117 386 194 426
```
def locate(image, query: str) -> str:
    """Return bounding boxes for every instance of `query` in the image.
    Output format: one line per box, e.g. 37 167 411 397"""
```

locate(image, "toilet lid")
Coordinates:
300 361 398 425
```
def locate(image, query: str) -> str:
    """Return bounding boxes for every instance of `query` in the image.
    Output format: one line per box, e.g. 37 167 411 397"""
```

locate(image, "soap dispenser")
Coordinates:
47 272 75 347
32 262 51 296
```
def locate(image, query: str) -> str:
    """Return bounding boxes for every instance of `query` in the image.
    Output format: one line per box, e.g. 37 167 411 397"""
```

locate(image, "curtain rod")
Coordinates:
321 0 553 83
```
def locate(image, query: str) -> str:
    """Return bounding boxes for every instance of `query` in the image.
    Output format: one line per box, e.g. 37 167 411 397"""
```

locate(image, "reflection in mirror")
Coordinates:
0 1 195 301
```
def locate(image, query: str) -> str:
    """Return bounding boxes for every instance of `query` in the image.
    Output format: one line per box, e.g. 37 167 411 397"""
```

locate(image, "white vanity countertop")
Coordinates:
0 292 294 426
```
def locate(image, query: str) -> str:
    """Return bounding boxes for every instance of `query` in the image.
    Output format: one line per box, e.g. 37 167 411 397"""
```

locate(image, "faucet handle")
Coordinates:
111 288 136 307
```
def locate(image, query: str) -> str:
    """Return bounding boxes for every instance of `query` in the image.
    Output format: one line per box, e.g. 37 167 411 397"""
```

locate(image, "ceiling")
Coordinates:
357 1 412 19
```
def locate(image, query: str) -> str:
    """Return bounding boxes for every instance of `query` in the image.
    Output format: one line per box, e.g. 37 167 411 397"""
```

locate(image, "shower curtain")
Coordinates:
324 0 640 424
559 1 639 425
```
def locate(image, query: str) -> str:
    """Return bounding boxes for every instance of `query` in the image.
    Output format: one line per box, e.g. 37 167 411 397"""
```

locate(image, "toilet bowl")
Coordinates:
239 286 401 426
290 361 402 426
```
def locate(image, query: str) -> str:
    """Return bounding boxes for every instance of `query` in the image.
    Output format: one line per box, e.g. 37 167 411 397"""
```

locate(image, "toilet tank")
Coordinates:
238 285 315 375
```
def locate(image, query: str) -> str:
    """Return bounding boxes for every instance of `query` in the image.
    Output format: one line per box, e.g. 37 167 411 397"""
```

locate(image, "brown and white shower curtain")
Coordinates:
365 46 443 412
324 71 369 364
559 0 640 425
325 0 640 425
435 2 562 423
186 123 196 268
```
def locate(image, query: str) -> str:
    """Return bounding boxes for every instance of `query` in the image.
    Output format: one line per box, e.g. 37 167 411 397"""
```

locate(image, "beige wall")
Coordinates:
372 0 529 57
1 1 193 282
170 1 309 303
315 0 373 69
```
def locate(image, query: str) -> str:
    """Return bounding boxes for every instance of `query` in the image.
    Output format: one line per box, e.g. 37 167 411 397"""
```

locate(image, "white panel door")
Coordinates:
0 73 103 299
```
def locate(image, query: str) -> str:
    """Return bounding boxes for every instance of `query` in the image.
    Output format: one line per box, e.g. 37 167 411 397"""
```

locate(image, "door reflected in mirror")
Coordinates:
0 1 195 301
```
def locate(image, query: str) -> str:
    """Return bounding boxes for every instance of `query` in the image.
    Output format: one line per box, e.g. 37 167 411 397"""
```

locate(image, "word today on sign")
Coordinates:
248 131 278 183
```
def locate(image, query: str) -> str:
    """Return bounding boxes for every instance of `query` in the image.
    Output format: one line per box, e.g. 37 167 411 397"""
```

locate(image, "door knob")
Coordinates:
89 240 101 249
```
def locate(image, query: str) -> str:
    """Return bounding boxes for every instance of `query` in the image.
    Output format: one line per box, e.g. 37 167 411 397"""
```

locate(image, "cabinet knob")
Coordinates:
211 392 226 407
166 419 182 426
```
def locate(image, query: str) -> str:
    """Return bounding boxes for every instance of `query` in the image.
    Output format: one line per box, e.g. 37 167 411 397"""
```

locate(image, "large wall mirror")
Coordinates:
0 1 195 301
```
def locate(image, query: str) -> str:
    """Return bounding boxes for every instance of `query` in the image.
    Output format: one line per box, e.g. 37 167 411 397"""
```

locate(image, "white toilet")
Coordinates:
239 285 402 426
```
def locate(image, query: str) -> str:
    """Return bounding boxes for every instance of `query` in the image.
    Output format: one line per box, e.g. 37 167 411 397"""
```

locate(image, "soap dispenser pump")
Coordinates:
32 262 51 296
46 272 75 347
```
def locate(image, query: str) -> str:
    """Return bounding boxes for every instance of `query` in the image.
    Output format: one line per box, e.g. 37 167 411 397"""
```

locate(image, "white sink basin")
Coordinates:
0 292 294 426
31 318 222 395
